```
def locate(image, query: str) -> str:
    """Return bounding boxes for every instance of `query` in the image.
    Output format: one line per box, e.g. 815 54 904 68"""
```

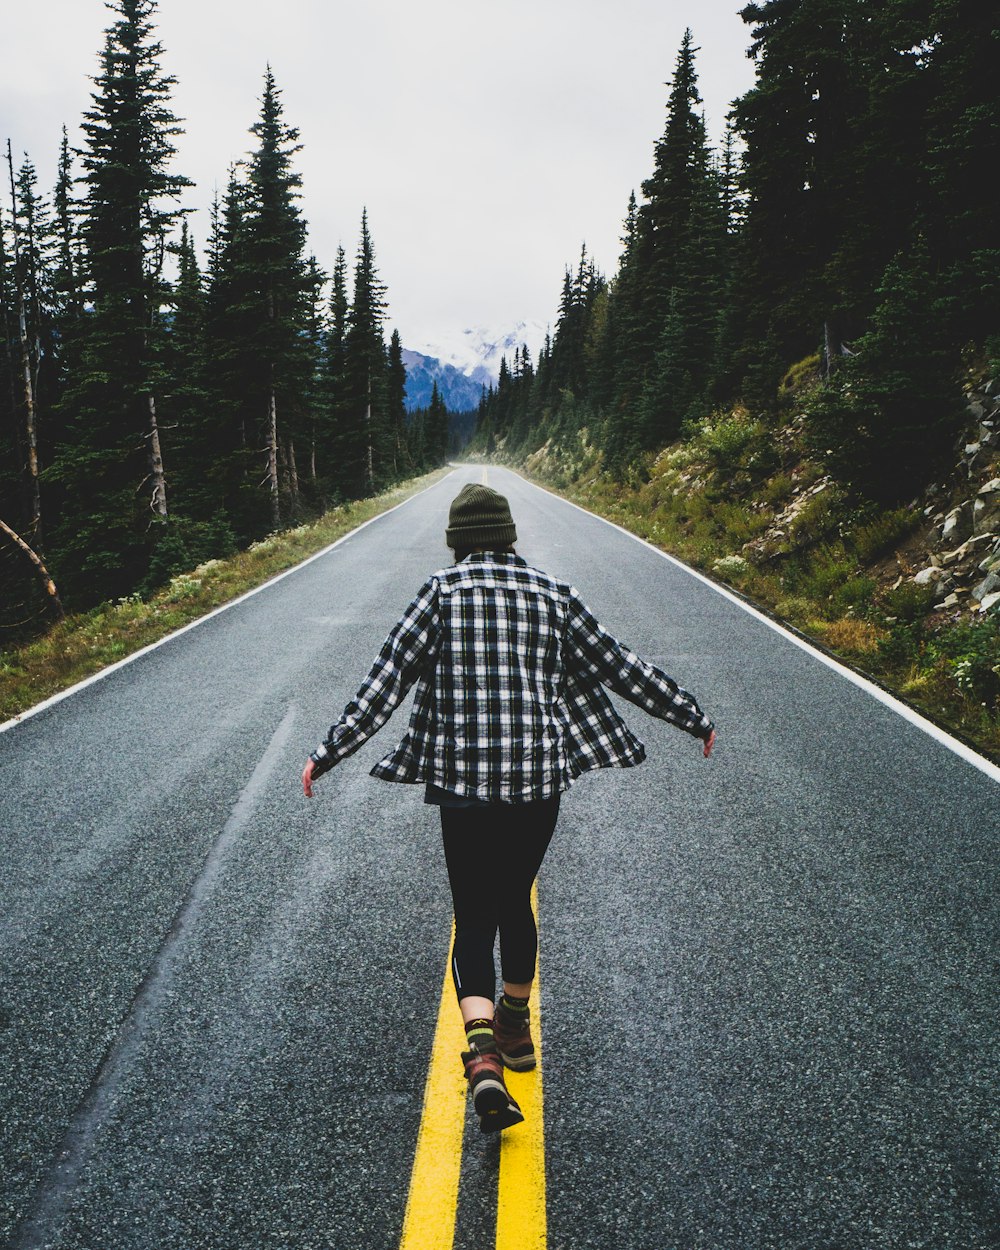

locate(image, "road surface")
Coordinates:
1 465 998 1249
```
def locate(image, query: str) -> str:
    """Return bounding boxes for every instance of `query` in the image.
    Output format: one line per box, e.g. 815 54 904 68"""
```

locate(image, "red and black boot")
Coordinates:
461 1018 524 1133
493 994 536 1071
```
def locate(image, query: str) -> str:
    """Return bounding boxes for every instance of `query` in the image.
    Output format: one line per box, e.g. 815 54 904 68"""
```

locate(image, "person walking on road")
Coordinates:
302 483 716 1132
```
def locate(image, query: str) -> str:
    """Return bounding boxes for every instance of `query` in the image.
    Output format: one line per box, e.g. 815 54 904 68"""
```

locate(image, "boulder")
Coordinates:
913 565 947 586
974 497 1000 533
978 541 1000 573
980 591 1000 613
972 570 1000 601
940 504 971 544
978 478 1000 496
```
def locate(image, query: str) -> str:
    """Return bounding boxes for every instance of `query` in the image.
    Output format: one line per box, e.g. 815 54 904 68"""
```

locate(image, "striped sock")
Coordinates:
500 993 530 1014
464 1017 497 1052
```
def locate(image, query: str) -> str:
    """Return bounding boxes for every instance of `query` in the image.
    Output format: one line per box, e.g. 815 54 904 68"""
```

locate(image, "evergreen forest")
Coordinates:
0 0 452 633
475 9 998 500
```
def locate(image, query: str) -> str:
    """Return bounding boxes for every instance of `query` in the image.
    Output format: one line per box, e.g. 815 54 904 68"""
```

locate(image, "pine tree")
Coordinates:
162 220 210 514
243 66 312 529
805 238 965 501
730 0 879 383
203 167 258 537
922 0 1000 343
49 0 191 603
424 381 449 465
635 30 710 368
5 146 53 550
640 156 729 442
300 254 328 500
386 328 409 477
317 243 348 498
52 127 83 320
609 190 645 412
341 209 388 496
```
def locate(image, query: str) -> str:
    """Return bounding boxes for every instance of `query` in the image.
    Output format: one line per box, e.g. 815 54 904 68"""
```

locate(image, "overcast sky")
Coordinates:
1 0 758 350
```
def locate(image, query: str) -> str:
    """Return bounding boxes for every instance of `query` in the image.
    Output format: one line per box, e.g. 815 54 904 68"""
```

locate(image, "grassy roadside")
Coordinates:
510 420 1000 766
0 468 451 725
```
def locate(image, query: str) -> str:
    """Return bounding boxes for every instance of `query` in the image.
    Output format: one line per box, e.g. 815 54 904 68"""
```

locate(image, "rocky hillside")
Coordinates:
909 383 1000 614
739 378 1000 619
508 365 1000 761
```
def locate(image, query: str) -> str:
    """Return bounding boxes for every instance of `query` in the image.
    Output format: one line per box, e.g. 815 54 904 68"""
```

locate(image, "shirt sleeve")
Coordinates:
564 590 714 740
310 577 442 775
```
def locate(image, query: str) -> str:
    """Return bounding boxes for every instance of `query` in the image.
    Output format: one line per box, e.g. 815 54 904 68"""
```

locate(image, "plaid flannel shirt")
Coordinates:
310 552 713 803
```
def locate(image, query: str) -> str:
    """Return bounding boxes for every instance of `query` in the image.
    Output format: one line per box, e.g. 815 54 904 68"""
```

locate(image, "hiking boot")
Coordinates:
493 999 536 1071
461 1044 524 1133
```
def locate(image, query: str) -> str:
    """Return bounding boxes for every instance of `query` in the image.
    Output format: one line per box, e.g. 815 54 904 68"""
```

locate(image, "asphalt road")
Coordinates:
1 465 998 1250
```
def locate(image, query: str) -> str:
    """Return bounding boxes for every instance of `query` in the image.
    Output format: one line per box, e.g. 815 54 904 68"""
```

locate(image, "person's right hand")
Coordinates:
702 729 716 759
302 758 316 797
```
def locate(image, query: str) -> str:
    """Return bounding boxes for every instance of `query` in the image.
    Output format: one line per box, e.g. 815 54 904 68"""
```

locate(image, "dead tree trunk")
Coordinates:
0 207 20 449
365 366 374 495
6 141 43 545
267 373 281 530
0 516 64 620
287 437 300 508
147 394 168 518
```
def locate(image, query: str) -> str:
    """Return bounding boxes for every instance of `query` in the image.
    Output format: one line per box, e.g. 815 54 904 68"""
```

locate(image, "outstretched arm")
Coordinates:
303 578 441 795
565 592 715 748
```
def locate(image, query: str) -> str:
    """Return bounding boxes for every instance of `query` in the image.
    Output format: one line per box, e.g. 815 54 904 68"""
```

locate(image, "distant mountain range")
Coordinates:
402 321 548 411
401 350 486 413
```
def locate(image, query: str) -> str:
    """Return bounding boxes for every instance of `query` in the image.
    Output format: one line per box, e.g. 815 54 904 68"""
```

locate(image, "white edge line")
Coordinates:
0 470 459 736
502 466 1000 786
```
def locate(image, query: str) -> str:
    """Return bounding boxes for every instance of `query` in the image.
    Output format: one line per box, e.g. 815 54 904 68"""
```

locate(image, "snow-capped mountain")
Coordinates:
401 349 487 413
407 321 549 385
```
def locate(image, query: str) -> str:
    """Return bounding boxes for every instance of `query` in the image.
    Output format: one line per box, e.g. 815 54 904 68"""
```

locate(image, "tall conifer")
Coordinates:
50 0 191 602
243 67 312 529
341 209 388 495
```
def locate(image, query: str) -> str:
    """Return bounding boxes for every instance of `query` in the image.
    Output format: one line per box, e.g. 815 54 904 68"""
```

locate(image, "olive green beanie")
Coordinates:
445 483 517 550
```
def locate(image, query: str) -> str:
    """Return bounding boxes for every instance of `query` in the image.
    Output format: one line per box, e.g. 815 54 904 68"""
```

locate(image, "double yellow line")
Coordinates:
398 886 547 1249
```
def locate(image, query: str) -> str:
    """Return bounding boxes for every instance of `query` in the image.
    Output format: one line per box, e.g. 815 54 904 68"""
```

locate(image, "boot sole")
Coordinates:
498 1049 536 1072
473 1081 524 1133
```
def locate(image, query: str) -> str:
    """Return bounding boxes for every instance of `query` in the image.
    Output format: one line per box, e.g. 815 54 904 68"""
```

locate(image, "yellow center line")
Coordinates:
497 882 547 1249
399 891 549 1250
398 923 467 1250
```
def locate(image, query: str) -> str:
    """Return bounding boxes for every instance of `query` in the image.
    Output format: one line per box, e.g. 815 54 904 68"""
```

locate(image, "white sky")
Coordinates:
1 0 757 349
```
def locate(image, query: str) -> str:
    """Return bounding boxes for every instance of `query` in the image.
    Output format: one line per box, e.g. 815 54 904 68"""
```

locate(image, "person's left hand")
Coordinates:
302 758 316 797
703 729 716 759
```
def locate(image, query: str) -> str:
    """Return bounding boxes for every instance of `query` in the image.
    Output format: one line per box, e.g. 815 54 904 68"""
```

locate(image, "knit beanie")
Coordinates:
445 483 517 550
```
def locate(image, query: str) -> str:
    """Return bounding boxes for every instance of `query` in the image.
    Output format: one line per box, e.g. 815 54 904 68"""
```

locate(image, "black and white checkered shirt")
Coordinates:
310 552 713 803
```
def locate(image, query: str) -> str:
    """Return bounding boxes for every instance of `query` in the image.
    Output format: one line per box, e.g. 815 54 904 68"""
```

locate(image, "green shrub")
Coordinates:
830 575 878 615
141 514 238 597
793 543 853 600
774 596 817 625
881 581 937 623
930 616 1000 708
697 414 766 476
878 621 926 666
761 473 795 508
789 488 840 544
848 506 920 562
778 354 821 398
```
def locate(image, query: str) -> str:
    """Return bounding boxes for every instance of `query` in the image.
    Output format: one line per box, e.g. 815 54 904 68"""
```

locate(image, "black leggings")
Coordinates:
440 795 560 1003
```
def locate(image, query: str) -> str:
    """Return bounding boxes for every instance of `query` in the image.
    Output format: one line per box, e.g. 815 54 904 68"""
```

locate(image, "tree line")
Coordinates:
477 4 999 502
0 0 451 632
